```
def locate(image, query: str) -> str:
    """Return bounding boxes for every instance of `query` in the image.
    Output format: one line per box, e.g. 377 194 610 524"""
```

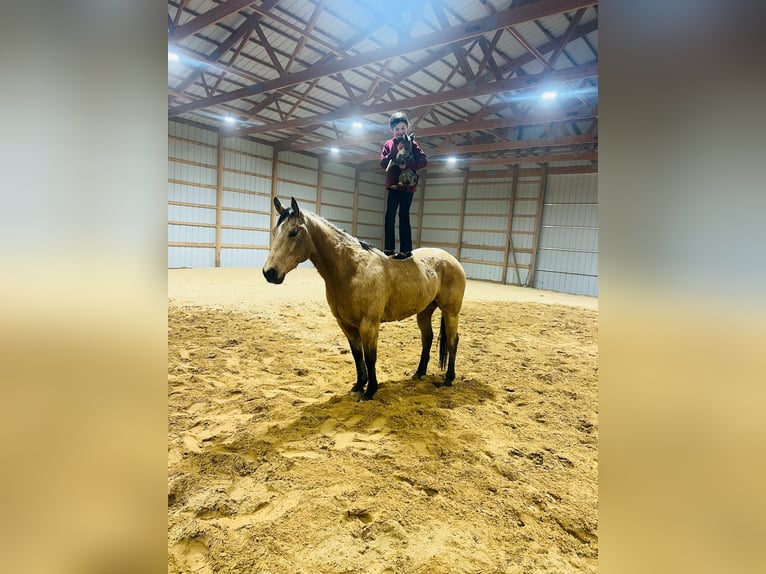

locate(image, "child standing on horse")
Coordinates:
380 111 427 259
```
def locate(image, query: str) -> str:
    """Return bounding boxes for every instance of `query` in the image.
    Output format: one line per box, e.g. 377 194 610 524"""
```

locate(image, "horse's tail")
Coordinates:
438 315 448 370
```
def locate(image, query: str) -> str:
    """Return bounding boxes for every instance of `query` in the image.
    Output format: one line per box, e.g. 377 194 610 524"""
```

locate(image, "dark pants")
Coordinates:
384 188 414 253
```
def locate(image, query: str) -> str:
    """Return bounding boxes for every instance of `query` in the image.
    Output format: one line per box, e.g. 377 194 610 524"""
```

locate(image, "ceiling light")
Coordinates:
541 91 557 100
330 147 339 154
352 121 363 130
168 52 180 62
223 116 236 124
447 156 457 165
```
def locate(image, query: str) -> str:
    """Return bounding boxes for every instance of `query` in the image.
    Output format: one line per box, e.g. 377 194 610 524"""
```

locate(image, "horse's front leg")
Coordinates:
337 320 367 394
358 320 381 401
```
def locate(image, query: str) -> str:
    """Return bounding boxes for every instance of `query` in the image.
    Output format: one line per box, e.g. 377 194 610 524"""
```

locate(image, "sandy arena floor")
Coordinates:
168 268 598 573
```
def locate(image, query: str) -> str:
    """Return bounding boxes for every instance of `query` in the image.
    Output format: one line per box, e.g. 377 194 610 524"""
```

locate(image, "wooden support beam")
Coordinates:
215 132 224 267
352 166 360 237
456 169 469 260
269 151 279 243
527 165 548 287
416 170 427 249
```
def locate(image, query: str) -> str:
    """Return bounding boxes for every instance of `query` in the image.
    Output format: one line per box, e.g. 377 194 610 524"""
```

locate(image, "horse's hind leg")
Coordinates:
337 320 367 393
414 303 438 378
441 312 460 387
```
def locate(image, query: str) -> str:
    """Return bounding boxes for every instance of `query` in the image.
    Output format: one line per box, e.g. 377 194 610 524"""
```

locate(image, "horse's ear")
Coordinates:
290 196 301 216
274 196 285 215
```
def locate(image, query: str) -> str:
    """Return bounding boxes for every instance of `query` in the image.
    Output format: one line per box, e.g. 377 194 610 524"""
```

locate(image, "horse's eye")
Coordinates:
288 229 299 237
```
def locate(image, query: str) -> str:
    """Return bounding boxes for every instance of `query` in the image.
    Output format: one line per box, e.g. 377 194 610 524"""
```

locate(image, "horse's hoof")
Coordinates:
443 380 453 387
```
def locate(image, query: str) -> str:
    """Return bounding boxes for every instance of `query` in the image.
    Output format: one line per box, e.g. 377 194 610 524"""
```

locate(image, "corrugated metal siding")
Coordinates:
533 173 598 296
168 121 219 268
168 122 597 296
168 120 276 268
168 247 215 268
356 170 385 247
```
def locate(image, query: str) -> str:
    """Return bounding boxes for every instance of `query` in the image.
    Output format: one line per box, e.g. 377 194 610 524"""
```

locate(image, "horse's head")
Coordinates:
263 197 314 284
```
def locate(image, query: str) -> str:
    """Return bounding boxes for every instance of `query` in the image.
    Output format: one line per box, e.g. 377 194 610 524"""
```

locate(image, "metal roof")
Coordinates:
168 0 598 169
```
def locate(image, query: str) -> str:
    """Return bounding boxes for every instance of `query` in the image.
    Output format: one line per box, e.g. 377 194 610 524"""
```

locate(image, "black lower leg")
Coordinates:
414 333 433 378
349 345 367 393
360 350 378 401
444 334 459 386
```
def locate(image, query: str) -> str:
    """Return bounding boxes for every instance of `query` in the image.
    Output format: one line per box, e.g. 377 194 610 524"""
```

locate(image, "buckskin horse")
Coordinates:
263 197 466 401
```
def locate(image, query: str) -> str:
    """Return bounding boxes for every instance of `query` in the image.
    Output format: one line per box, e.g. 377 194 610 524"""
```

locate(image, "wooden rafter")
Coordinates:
232 62 597 136
169 0 259 42
169 0 597 117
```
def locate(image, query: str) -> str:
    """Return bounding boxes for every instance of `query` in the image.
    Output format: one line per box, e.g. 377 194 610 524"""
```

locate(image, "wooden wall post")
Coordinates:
527 164 548 287
456 168 469 260
269 151 279 245
215 131 224 267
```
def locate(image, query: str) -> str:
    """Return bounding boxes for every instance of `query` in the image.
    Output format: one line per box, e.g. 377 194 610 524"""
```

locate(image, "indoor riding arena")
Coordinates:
168 1 599 572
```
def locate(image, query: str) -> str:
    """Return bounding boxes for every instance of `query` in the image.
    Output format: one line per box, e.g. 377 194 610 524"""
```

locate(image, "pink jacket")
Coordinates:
379 137 428 192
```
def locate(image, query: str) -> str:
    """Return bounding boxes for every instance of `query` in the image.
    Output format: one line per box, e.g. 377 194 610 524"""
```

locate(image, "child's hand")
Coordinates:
397 142 405 151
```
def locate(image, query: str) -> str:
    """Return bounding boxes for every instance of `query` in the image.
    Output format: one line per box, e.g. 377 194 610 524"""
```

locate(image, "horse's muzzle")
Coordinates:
263 267 283 284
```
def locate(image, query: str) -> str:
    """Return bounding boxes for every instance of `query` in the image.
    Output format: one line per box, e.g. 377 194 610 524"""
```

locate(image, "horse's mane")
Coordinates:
280 207 378 253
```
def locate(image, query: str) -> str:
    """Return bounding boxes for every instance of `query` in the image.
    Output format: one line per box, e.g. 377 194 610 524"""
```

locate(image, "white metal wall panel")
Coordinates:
277 181 316 203
168 160 217 186
321 173 355 192
466 181 511 198
224 147 273 174
516 180 541 197
169 122 218 145
168 224 215 243
168 139 218 165
225 136 273 158
463 215 507 230
355 209 381 225
462 262 503 282
279 151 319 170
222 170 271 195
423 183 463 200
221 228 268 245
321 189 353 207
168 247 215 268
168 122 220 259
168 182 216 206
422 214 461 229
423 199 461 213
512 197 540 216
534 269 598 297
463 199 509 214
541 204 597 227
461 247 505 263
357 224 382 240
221 211 271 234
220 248 267 268
420 228 459 244
167 204 216 225
320 205 354 227
545 173 597 203
533 174 598 296
223 190 271 214
462 230 505 248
